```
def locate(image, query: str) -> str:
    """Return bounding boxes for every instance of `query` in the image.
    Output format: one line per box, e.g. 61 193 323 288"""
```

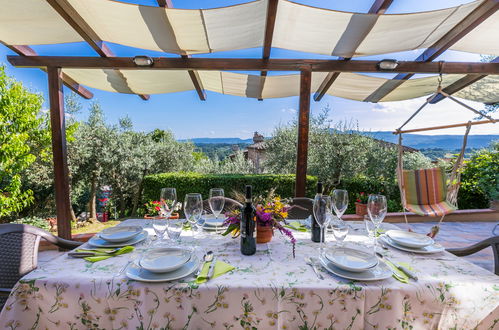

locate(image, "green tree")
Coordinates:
0 66 45 217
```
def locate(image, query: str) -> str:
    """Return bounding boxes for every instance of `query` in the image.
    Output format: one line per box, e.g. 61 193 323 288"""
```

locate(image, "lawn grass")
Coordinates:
72 220 121 235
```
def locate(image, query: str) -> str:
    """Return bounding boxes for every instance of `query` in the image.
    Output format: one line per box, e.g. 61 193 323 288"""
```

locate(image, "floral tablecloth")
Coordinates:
1 219 498 330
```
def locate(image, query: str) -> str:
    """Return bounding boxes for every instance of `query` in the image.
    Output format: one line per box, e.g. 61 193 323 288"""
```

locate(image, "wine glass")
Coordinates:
160 188 177 219
331 189 349 247
313 195 331 257
367 194 387 252
209 188 225 229
332 189 348 220
184 193 203 236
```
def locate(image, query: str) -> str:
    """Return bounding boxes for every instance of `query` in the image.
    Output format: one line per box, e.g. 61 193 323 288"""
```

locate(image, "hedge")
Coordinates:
143 172 489 215
142 172 318 203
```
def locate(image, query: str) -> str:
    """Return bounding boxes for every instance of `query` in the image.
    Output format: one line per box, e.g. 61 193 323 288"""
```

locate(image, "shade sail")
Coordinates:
1 0 497 56
61 68 499 104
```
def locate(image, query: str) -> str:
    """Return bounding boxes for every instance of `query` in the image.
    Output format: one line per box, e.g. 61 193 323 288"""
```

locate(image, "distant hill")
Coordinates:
179 138 253 144
364 132 499 149
179 133 498 150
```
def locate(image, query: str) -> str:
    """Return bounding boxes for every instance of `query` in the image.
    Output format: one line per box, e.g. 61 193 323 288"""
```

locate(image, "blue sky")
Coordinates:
1 0 496 138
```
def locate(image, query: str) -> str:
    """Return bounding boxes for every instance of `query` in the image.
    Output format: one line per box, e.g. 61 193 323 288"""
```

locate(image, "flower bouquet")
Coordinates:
222 191 296 257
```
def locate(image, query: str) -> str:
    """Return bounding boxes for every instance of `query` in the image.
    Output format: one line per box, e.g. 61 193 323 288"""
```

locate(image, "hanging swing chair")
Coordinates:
394 68 497 238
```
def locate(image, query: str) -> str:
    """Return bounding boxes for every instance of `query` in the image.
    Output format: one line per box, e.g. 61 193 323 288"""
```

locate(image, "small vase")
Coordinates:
355 202 368 216
256 223 273 243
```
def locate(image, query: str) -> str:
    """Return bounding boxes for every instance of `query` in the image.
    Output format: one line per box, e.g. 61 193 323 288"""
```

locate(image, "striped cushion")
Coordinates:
402 168 447 205
405 200 457 217
402 167 456 217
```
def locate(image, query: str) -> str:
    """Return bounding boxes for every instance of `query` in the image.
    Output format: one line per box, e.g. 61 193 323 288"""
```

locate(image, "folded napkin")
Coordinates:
76 246 134 263
284 221 308 232
384 260 411 283
195 260 235 284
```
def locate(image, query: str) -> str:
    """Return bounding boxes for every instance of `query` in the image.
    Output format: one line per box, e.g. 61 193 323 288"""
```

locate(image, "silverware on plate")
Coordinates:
376 252 418 281
305 257 324 280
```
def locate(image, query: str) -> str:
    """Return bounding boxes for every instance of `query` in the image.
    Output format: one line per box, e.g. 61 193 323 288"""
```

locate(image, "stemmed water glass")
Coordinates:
209 188 225 218
331 189 349 247
152 220 168 245
166 218 183 245
160 188 177 219
184 193 203 236
367 194 387 252
313 195 331 257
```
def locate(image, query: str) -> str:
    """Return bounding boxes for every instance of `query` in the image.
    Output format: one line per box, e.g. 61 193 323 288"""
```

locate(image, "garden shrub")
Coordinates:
142 172 318 203
12 216 50 231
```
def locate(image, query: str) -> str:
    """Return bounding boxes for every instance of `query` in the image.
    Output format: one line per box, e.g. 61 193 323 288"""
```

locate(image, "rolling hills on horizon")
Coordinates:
180 132 499 150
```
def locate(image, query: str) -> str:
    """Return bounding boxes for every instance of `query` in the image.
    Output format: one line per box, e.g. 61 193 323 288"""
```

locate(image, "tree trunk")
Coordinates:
88 173 97 219
131 169 147 216
119 193 127 218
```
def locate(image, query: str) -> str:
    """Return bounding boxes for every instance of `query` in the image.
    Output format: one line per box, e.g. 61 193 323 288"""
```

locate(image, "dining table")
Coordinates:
0 219 498 329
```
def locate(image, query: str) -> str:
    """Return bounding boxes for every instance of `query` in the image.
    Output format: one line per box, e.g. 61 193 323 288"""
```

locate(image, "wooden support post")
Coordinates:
295 68 312 197
47 67 72 240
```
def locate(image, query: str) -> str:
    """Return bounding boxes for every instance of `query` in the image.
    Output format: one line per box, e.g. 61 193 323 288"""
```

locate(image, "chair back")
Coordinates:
0 223 82 310
447 235 499 275
288 197 314 219
202 197 243 215
402 167 448 206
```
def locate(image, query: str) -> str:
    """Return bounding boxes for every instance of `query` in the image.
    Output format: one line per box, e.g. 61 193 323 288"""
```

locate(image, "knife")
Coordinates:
206 257 217 280
376 252 418 281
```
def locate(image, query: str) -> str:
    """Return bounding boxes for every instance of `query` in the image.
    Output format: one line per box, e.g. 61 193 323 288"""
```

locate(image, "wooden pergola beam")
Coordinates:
295 68 312 197
258 0 279 101
156 0 173 7
46 0 150 100
47 67 72 240
1 42 93 99
313 0 393 102
430 56 499 104
156 0 206 100
364 0 499 103
8 56 499 75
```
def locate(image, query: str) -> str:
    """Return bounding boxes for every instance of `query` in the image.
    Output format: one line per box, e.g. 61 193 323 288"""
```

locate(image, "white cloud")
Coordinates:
280 107 297 114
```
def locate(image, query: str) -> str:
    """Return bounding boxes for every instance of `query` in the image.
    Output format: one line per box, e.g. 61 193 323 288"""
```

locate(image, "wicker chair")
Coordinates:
202 197 243 215
447 236 499 275
287 197 314 219
0 224 82 310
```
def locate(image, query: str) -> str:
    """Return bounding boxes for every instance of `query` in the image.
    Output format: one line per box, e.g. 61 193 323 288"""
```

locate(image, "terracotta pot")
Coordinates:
144 212 180 220
256 223 273 243
355 202 368 216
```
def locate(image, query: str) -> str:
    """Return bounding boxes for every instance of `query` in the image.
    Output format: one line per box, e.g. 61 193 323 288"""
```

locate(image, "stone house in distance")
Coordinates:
230 132 266 173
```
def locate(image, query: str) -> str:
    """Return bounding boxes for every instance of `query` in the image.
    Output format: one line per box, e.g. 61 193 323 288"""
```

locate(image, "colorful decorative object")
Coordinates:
222 192 296 257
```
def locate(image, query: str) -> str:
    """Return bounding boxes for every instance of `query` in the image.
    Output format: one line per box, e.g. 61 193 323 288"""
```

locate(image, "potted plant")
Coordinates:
143 200 180 219
355 192 369 216
222 192 296 257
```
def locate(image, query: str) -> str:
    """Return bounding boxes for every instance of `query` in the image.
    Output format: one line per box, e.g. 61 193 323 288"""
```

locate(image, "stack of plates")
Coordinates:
126 247 199 282
88 226 147 247
382 230 445 254
202 217 227 232
320 247 392 281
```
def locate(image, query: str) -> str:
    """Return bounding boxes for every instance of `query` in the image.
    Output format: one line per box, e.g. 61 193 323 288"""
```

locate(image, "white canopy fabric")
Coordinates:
1 0 497 57
1 0 498 103
61 68 499 103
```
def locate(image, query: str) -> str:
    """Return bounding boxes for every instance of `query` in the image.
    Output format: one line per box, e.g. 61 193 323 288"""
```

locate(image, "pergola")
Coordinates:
1 0 498 239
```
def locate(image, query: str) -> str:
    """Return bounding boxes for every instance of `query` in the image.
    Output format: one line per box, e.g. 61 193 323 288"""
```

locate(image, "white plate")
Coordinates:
324 247 378 273
126 255 199 282
381 236 445 254
139 247 192 273
386 230 434 248
319 256 392 281
99 226 143 243
203 218 226 227
88 231 147 248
